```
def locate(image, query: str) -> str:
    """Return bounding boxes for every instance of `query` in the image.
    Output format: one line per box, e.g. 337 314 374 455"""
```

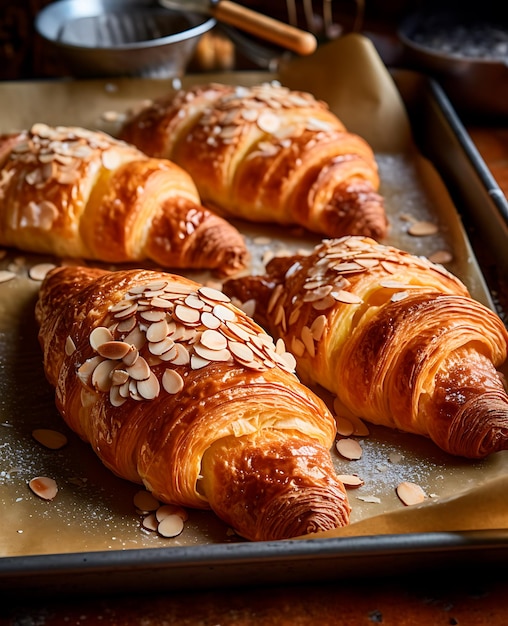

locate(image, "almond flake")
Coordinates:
146 319 169 343
32 428 68 450
149 337 175 356
174 304 200 325
29 476 58 500
29 263 56 281
201 311 221 329
91 359 117 391
0 270 16 284
162 369 184 394
97 340 131 360
332 290 363 304
156 504 188 522
126 356 150 381
190 354 211 370
257 111 280 133
336 438 363 460
336 417 354 437
229 341 255 363
134 490 160 513
301 325 315 357
199 286 230 303
349 416 370 437
194 344 231 362
65 336 76 356
213 303 235 322
141 513 159 531
357 495 381 504
391 291 409 302
337 474 364 488
137 372 160 400
291 336 305 357
140 309 166 322
408 221 439 236
396 481 426 506
122 340 140 361
90 326 114 350
200 329 227 351
310 314 327 340
428 250 453 264
157 513 184 538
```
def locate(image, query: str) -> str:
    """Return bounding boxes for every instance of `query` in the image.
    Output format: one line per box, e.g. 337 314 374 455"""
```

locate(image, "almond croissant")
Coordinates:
35 265 351 541
0 123 247 276
120 82 388 239
224 236 508 459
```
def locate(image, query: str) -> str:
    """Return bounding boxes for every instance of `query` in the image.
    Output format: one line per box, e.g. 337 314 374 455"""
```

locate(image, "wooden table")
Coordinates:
3 573 508 624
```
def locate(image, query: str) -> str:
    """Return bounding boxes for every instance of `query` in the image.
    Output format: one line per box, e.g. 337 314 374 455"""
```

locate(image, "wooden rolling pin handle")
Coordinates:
211 1 317 56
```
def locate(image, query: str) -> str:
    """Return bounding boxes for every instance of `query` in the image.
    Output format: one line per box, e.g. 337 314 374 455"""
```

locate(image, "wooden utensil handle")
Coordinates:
211 1 317 55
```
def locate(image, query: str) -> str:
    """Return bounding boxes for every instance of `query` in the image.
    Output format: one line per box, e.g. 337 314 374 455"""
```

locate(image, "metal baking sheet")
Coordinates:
394 72 508 325
1 37 507 595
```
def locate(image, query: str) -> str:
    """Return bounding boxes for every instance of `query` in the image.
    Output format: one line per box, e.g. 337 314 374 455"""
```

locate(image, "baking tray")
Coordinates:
1 40 507 596
393 69 508 326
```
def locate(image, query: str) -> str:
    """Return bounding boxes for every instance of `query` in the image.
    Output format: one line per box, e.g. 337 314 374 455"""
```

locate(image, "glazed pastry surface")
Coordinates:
35 265 351 541
120 82 388 239
224 236 508 458
0 124 248 275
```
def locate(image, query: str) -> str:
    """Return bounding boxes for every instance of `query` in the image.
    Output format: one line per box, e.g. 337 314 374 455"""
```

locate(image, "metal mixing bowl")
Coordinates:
398 9 508 120
35 0 216 78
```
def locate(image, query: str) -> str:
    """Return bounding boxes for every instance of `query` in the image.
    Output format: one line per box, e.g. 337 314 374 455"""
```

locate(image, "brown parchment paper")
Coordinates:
0 34 506 558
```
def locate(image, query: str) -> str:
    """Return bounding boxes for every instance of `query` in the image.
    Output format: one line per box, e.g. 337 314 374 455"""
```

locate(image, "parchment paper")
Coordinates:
0 34 506 558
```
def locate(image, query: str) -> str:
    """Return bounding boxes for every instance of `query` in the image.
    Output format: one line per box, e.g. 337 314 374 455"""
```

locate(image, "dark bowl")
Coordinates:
398 9 508 120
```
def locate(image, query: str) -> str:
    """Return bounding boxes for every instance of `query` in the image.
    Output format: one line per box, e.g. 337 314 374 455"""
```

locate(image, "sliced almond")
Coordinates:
156 504 188 522
408 221 439 236
29 476 58 500
90 326 114 351
0 270 16 284
32 428 68 450
200 329 227 351
336 416 354 437
137 372 160 400
97 340 132 360
396 481 426 506
133 489 159 513
29 263 56 281
162 369 184 395
157 513 185 538
337 474 364 488
428 250 453 264
65 336 76 356
336 438 363 460
141 513 158 532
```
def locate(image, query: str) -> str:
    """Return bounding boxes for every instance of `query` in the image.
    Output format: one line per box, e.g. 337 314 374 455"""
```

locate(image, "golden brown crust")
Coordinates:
120 82 388 239
35 265 350 540
224 236 508 459
0 124 248 276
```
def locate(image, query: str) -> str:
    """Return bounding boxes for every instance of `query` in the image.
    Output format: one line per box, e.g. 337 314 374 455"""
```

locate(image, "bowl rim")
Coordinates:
35 0 216 52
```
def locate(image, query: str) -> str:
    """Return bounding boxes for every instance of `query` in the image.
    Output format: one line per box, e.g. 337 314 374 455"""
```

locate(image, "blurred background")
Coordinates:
0 0 505 121
0 0 423 80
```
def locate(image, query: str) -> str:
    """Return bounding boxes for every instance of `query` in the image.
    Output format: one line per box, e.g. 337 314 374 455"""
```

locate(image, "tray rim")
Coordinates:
1 69 507 593
427 78 508 227
2 530 508 594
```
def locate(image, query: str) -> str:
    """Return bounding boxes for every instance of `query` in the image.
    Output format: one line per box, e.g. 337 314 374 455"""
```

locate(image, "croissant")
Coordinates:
35 265 351 541
0 123 248 276
120 82 388 239
224 236 508 459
